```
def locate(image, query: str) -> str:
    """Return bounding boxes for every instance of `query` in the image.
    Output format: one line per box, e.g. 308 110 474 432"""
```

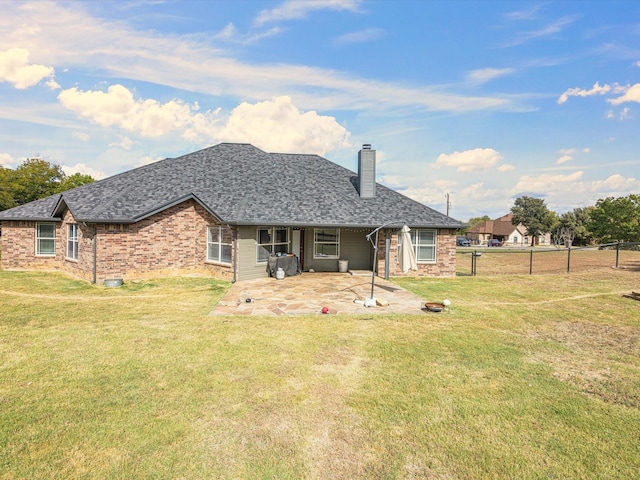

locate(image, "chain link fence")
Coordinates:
457 242 640 276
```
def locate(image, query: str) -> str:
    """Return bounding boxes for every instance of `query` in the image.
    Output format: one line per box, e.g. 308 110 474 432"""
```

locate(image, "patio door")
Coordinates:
292 229 304 270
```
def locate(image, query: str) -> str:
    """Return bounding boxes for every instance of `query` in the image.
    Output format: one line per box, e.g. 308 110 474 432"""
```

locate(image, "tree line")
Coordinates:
464 194 640 247
0 158 95 212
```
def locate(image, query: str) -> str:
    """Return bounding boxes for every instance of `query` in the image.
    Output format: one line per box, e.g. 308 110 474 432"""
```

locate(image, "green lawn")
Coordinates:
1 270 639 479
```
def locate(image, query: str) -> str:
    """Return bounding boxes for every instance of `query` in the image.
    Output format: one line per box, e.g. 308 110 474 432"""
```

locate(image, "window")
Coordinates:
256 227 289 263
314 228 340 259
513 235 518 244
36 223 56 256
207 226 233 264
399 228 436 263
67 224 78 260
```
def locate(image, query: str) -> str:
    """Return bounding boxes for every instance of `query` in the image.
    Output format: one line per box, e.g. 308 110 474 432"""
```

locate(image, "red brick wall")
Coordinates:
95 201 234 282
1 220 63 271
377 228 457 277
1 200 234 282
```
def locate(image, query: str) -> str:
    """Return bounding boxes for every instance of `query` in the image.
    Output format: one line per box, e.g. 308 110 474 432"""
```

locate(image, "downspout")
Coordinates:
232 225 238 283
384 229 390 279
92 225 97 284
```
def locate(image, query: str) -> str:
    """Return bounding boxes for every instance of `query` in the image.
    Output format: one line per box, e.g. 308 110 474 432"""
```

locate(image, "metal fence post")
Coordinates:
616 242 620 268
529 250 533 275
567 246 571 273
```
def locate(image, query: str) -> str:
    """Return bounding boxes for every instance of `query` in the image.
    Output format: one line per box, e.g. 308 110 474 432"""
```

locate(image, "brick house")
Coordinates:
467 213 551 246
0 143 465 283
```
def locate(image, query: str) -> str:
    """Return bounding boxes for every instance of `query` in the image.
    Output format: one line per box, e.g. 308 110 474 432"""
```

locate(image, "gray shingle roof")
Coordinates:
0 143 464 229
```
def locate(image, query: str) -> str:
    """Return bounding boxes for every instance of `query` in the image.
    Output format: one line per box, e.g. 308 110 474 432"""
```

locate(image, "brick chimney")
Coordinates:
358 144 376 198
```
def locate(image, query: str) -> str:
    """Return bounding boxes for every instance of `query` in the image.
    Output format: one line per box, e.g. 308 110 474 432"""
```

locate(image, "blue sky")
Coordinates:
1 0 639 221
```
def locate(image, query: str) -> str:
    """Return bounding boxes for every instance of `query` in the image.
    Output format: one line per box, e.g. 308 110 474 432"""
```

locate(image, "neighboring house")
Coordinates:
467 213 551 246
0 143 465 283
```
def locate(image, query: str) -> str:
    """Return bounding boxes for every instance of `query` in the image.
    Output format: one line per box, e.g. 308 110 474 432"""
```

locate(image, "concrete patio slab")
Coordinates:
210 272 433 316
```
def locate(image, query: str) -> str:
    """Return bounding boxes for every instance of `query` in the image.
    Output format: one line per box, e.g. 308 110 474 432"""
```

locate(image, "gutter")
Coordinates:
92 225 97 284
232 225 238 283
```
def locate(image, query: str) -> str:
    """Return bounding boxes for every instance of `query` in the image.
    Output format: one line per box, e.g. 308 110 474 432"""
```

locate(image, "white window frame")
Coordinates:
256 227 289 263
35 223 56 257
314 228 340 259
66 223 78 260
399 228 437 263
207 226 233 265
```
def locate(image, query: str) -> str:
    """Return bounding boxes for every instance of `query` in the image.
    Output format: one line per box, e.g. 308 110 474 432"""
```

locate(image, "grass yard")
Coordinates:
1 269 639 479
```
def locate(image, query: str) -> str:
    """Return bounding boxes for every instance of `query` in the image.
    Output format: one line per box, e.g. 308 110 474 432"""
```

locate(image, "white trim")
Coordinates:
256 227 289 264
399 228 437 263
35 222 56 257
66 223 78 260
313 228 340 259
207 225 232 265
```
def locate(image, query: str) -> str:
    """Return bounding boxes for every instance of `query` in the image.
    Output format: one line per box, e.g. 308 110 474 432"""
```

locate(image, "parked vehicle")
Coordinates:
487 239 502 247
456 236 471 247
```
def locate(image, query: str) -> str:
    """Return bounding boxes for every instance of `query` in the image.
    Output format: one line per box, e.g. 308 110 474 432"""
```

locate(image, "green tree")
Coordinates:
458 215 490 235
11 158 65 206
555 207 594 247
588 194 640 244
0 159 96 212
510 196 557 246
55 172 95 193
0 166 17 211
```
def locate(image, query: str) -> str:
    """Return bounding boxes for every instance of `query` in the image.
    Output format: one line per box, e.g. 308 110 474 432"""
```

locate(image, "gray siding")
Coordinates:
304 228 372 272
237 225 269 281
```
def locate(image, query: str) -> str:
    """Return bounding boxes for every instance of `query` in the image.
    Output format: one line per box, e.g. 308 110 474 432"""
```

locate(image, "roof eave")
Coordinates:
0 216 63 222
77 193 224 225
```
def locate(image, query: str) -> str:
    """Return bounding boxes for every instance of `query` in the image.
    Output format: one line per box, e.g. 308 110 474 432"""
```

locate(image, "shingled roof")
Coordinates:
0 143 464 229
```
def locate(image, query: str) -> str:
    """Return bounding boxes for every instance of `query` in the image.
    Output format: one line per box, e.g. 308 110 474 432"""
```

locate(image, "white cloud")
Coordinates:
460 182 499 201
509 170 640 213
619 106 632 119
109 136 134 150
592 174 640 192
216 96 350 155
72 132 90 142
435 148 503 172
556 147 589 164
609 83 640 105
0 152 15 166
57 85 350 154
57 84 218 138
61 162 106 180
557 81 611 104
0 1 516 114
514 171 584 194
254 0 361 25
0 48 55 89
503 15 579 47
333 28 386 46
497 164 515 172
138 155 163 166
505 4 544 21
467 68 515 83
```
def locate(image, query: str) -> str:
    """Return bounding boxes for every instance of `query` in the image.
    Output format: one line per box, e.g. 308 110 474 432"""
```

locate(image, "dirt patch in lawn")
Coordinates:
528 321 640 408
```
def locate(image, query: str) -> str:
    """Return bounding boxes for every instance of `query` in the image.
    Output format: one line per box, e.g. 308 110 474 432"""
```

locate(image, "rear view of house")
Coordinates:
0 143 465 283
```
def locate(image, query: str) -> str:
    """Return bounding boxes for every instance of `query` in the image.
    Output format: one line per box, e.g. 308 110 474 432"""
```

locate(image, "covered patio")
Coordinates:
210 272 434 316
